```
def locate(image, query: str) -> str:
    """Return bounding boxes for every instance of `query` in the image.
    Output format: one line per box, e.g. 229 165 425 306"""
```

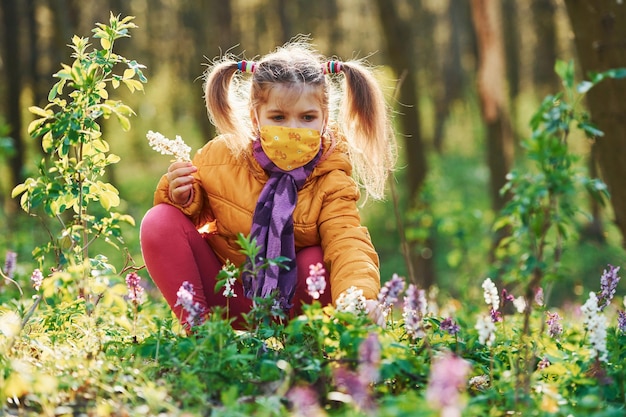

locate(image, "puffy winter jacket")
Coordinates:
153 133 380 303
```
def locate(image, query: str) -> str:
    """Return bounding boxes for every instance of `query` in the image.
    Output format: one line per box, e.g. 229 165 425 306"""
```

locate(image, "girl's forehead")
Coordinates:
262 83 324 110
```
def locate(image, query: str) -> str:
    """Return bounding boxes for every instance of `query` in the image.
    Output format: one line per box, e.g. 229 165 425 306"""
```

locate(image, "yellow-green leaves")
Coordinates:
14 14 146 268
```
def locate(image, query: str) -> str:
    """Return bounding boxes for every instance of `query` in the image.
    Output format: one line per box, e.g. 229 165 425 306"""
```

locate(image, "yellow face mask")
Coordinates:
259 125 322 171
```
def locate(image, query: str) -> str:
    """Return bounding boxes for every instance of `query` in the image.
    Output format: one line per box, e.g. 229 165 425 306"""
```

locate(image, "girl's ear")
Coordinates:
250 109 259 130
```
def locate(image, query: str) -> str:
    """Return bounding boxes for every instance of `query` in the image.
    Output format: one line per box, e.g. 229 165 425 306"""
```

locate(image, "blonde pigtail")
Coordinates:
203 60 253 155
339 62 397 200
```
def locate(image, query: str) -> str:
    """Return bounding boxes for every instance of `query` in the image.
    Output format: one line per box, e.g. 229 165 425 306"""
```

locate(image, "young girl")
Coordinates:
140 40 396 328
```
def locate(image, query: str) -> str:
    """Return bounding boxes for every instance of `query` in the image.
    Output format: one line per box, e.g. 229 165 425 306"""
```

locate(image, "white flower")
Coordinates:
513 296 527 314
146 130 191 162
222 276 237 298
581 292 608 362
482 278 500 311
336 286 367 315
475 314 496 346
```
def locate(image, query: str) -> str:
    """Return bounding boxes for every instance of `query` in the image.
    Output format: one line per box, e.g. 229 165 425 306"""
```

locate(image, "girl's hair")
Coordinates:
203 39 396 200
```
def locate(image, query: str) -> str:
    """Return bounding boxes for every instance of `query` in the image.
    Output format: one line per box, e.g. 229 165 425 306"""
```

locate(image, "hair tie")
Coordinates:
237 60 256 73
323 61 342 74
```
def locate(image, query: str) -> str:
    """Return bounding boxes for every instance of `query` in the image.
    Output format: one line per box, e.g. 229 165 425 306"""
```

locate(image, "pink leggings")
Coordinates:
140 204 331 327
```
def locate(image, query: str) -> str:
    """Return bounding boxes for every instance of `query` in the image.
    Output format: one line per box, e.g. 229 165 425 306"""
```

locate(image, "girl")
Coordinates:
140 40 396 328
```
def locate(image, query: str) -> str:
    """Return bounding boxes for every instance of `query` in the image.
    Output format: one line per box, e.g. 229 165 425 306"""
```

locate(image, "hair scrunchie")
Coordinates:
322 60 342 74
237 60 256 73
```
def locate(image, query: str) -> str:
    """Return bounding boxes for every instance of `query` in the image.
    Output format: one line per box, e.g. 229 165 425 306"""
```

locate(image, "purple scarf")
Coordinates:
242 139 323 310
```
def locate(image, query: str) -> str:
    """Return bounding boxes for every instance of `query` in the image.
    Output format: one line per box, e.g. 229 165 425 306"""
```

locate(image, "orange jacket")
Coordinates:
153 134 380 303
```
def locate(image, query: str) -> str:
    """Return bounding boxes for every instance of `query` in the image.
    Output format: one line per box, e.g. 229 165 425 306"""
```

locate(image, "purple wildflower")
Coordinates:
332 366 375 413
3 251 17 279
125 272 145 305
598 264 621 311
501 288 515 303
377 273 406 316
537 357 551 370
617 310 626 334
286 385 325 417
425 352 471 417
440 317 460 336
403 284 427 339
175 281 205 327
546 311 563 338
490 308 503 323
358 333 381 384
306 262 326 300
31 269 44 291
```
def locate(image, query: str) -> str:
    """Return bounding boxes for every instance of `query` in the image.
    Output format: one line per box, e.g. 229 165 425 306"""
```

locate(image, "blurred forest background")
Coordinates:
1 0 625 307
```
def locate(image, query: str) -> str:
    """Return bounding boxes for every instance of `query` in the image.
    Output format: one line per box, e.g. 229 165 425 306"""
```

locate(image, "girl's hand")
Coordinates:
365 299 386 327
167 161 197 205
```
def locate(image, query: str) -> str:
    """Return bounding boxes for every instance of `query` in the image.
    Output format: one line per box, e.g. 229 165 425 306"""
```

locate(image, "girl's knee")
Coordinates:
140 204 186 240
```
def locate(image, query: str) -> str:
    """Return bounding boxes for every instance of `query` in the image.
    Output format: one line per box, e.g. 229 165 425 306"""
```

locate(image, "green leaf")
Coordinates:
11 183 27 198
554 60 574 89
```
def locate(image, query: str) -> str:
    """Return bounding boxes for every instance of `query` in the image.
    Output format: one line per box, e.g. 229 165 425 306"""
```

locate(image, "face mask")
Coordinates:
259 125 322 171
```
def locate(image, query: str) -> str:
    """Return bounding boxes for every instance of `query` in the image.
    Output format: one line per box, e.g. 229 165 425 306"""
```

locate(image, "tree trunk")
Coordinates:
374 0 434 288
564 0 626 247
531 0 560 96
433 1 473 153
1 0 25 195
470 0 514 214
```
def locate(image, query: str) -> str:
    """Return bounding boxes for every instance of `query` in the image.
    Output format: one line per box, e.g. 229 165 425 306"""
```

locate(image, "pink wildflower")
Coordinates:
537 357 551 370
175 281 205 327
535 287 544 306
286 385 326 417
546 311 563 338
358 332 381 384
306 262 326 300
426 352 471 417
31 269 44 291
125 272 145 305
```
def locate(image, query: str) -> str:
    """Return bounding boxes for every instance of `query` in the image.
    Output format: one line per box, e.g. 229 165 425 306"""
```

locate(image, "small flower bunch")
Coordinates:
306 262 326 300
581 291 608 362
125 272 145 305
175 281 205 327
336 286 367 315
403 284 428 340
475 314 496 346
546 311 563 339
3 251 17 279
146 130 192 162
378 273 406 317
31 269 44 291
598 264 620 311
425 352 471 417
482 278 501 322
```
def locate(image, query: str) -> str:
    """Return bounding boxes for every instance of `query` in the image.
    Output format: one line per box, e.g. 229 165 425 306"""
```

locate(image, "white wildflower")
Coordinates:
336 286 367 315
581 292 608 362
222 276 237 298
475 314 496 346
513 296 527 314
482 278 500 311
146 130 191 162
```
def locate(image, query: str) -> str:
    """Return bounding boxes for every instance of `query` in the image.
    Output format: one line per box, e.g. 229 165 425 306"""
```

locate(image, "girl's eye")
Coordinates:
303 115 316 122
271 115 284 121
